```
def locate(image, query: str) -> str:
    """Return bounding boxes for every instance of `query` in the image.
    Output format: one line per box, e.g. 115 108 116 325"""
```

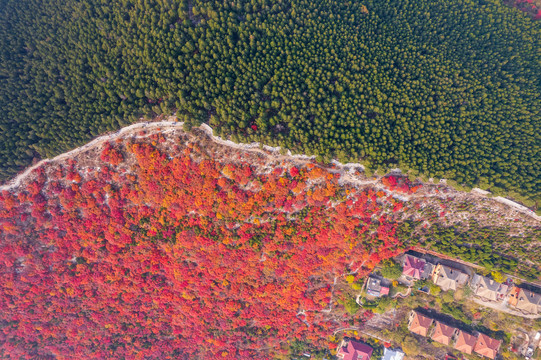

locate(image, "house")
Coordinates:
473 333 501 359
470 274 508 302
366 277 389 297
402 255 434 280
382 348 404 360
453 330 478 354
430 321 458 346
516 288 541 315
337 339 373 360
408 311 433 337
509 287 541 315
432 264 469 292
402 255 426 280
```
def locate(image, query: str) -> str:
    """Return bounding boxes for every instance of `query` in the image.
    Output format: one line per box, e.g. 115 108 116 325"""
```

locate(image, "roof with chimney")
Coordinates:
454 330 478 354
408 311 433 337
337 339 373 360
433 264 469 291
471 274 507 302
430 321 458 346
473 333 501 360
403 255 426 280
422 262 435 280
514 288 541 314
366 277 389 297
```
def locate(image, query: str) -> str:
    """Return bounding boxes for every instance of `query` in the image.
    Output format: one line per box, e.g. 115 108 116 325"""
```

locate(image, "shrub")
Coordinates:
429 283 442 296
491 271 506 283
380 259 403 280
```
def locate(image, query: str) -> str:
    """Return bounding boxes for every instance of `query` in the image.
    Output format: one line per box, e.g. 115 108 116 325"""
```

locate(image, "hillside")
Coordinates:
1 0 540 207
0 122 539 358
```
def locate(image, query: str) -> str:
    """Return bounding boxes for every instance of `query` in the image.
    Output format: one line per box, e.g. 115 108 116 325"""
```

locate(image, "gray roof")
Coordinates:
440 266 468 282
366 277 388 297
472 274 506 301
435 265 469 291
422 262 435 280
516 288 541 314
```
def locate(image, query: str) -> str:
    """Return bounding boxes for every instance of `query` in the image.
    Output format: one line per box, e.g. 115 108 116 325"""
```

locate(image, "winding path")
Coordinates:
0 118 181 192
1 117 539 224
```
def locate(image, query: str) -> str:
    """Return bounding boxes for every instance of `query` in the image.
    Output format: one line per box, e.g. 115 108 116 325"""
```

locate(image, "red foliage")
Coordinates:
381 175 419 194
0 140 405 359
290 166 300 177
510 0 541 18
100 142 124 165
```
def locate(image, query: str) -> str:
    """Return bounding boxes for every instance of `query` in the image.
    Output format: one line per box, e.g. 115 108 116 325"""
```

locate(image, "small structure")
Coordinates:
508 287 541 315
432 264 469 292
430 321 458 346
408 311 433 337
470 274 508 302
453 330 478 355
337 339 373 360
366 277 389 297
382 348 404 360
473 333 501 359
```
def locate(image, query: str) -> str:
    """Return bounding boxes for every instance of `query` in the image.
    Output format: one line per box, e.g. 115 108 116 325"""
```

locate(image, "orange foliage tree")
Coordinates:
0 140 406 359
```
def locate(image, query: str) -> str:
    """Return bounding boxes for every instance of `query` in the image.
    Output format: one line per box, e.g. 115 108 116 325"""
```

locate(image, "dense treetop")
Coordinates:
0 0 539 206
0 131 405 358
0 121 538 358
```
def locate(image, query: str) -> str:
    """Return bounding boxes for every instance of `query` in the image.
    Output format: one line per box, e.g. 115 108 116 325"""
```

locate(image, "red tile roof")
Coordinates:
408 311 433 337
474 333 501 359
431 321 457 346
403 255 425 279
337 340 373 360
454 330 477 354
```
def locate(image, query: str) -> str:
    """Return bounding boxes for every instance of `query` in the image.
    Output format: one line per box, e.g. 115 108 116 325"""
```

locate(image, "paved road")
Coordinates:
471 296 541 319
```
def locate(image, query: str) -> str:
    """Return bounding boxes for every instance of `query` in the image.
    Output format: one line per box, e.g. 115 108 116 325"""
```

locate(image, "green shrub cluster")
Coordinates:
337 295 360 316
379 259 403 280
421 222 541 280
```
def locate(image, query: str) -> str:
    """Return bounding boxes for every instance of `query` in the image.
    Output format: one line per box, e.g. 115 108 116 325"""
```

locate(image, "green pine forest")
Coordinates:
0 0 540 208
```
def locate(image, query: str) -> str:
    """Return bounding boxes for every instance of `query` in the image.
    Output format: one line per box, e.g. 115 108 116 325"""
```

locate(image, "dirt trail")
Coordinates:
0 117 539 223
199 124 315 162
0 117 179 192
